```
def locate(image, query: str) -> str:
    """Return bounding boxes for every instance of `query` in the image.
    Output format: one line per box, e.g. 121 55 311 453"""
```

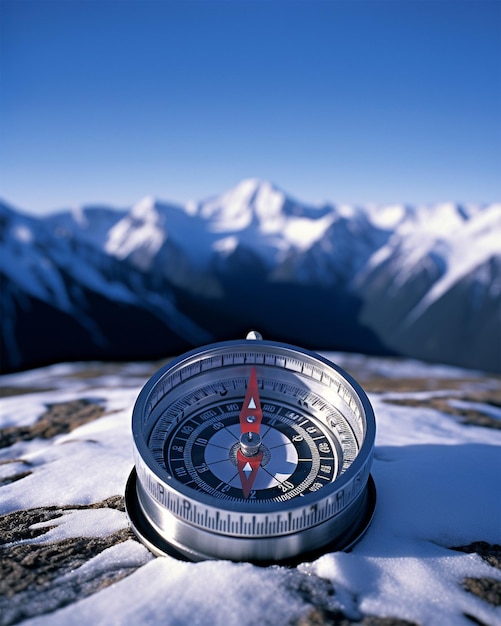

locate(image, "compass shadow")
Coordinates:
357 443 500 558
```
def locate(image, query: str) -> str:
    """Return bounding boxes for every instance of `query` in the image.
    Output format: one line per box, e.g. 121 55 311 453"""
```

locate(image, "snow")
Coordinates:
196 179 336 261
105 196 167 270
39 558 307 626
27 508 128 543
449 399 501 422
12 224 33 244
71 205 88 229
359 199 501 330
367 203 407 229
2 202 135 313
212 235 239 255
3 184 500 373
402 202 501 324
1 236 73 312
1 355 500 626
4 185 500 289
282 213 335 251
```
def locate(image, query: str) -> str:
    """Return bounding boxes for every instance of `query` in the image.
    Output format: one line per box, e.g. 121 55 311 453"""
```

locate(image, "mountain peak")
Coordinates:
130 195 159 220
229 177 278 195
1 182 500 374
199 178 289 228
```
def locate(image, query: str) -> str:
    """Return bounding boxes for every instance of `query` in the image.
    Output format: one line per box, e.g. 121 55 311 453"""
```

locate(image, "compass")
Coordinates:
125 332 376 564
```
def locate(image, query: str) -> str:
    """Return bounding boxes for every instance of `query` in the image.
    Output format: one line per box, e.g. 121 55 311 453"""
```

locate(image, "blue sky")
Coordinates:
1 0 500 215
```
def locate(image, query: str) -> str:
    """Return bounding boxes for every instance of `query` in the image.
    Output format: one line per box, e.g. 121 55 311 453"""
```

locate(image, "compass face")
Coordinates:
126 337 376 563
164 387 338 502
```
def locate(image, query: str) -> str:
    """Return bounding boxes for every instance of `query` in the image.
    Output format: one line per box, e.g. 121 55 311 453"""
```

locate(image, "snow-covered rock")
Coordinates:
1 354 500 625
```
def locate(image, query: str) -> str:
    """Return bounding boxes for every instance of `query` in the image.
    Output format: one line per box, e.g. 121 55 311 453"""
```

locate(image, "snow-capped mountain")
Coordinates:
105 180 336 272
1 179 499 373
354 202 501 369
0 201 212 371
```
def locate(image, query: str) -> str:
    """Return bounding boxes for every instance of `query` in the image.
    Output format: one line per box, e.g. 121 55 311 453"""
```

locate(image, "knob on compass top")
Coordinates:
125 333 376 564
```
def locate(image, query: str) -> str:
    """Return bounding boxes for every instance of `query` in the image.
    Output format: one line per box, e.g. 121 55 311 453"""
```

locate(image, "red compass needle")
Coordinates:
239 366 262 434
237 367 263 498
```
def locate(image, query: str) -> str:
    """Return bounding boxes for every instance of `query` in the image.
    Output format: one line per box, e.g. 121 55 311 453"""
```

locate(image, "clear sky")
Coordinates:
1 0 500 215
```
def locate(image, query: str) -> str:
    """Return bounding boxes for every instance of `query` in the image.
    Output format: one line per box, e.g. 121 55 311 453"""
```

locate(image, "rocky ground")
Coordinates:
1 355 500 626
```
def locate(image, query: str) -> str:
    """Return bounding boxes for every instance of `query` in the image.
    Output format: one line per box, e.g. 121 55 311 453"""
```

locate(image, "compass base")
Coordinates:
125 467 377 565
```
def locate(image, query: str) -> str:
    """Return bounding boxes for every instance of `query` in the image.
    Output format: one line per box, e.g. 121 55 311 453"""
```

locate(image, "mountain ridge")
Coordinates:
1 180 499 373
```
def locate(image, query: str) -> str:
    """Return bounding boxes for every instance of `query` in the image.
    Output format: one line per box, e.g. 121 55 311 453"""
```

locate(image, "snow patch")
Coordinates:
105 196 167 269
1 358 501 626
12 224 33 243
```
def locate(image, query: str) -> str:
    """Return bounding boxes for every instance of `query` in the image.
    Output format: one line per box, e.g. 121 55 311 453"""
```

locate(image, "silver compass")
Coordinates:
125 332 376 563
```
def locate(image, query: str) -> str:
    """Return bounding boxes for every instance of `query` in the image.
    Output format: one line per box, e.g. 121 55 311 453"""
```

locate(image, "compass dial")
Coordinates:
126 336 376 563
163 380 338 502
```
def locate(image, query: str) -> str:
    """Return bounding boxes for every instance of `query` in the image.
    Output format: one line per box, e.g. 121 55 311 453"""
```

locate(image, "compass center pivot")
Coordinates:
239 431 262 457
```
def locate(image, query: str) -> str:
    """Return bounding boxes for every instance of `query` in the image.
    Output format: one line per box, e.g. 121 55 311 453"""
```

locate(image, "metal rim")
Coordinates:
125 466 377 565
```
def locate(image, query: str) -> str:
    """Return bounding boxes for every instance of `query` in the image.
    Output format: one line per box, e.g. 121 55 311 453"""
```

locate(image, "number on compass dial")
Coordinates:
165 367 337 502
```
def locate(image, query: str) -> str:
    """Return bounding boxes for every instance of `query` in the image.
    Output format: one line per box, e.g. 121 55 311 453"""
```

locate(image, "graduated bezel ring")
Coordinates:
125 338 377 563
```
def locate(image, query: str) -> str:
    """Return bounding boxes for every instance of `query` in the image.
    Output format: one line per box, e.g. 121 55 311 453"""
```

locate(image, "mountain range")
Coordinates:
1 178 500 373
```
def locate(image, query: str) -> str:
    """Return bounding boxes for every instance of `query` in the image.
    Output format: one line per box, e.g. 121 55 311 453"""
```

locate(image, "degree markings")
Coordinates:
165 399 338 502
150 377 351 500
